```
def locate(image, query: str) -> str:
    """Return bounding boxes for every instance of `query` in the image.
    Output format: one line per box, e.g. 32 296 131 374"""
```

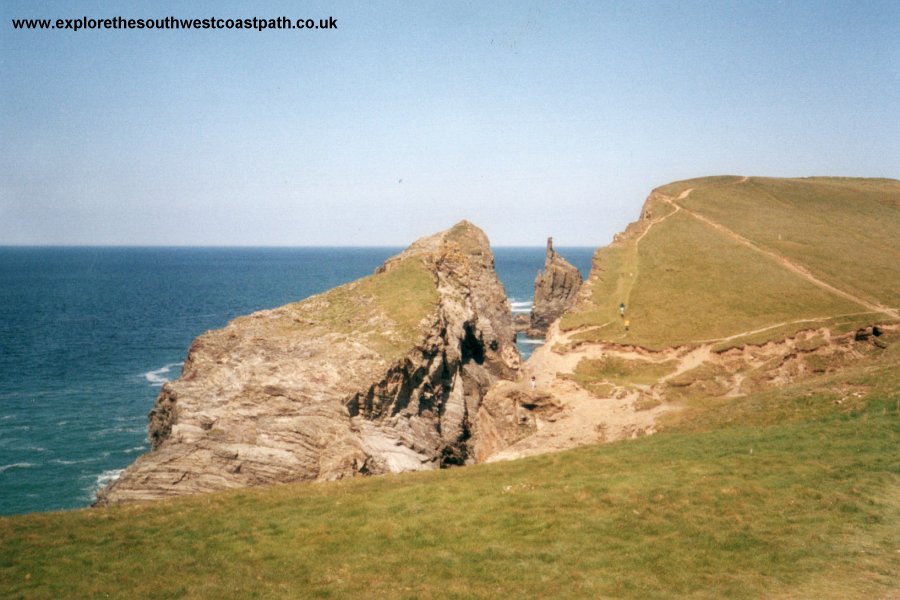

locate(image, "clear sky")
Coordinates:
1 0 897 246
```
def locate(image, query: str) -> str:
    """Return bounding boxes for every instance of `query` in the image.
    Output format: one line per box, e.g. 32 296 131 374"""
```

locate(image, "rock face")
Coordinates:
513 313 531 333
528 237 583 337
96 221 519 505
472 381 563 462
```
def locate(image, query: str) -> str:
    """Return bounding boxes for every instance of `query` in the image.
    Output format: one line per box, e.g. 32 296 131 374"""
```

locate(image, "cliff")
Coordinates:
528 237 583 336
96 221 519 505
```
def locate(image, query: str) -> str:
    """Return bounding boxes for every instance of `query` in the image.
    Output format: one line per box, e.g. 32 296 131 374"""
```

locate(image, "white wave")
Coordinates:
90 427 123 438
510 301 533 315
114 415 145 423
51 457 98 465
143 362 184 386
91 468 124 498
517 337 545 345
0 462 36 474
123 445 148 454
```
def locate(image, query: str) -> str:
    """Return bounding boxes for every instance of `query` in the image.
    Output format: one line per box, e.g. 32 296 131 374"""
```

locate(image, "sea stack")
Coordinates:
528 237 583 337
96 221 519 505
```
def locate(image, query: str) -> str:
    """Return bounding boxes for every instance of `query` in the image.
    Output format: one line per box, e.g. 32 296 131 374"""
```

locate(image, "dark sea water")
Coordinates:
0 246 593 515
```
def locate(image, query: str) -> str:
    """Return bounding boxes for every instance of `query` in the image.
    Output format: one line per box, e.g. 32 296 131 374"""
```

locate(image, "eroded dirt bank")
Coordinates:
479 322 897 462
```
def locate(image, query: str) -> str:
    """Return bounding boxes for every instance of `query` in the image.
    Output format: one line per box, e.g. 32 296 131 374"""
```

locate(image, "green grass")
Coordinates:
244 254 439 362
663 362 732 403
3 351 898 599
445 220 492 258
655 175 745 198
680 177 900 309
570 356 678 387
560 246 628 333
562 177 899 349
568 210 860 349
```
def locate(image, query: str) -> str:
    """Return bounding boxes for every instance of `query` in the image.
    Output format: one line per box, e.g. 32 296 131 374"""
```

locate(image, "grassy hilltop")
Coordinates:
562 176 900 349
2 178 898 599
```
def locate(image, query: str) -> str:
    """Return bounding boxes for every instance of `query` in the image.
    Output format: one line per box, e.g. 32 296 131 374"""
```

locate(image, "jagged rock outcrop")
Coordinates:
528 237 583 337
513 314 531 333
96 221 519 505
473 381 563 462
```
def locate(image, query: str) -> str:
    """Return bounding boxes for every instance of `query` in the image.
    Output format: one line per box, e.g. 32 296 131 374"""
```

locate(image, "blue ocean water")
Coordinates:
0 246 592 515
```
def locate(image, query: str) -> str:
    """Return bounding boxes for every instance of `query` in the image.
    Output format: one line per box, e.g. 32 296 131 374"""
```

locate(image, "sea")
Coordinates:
0 246 593 516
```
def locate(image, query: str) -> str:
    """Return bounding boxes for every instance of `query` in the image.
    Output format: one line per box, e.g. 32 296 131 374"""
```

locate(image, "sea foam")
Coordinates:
0 462 36 474
51 457 98 466
143 362 184 386
510 300 533 314
91 468 124 498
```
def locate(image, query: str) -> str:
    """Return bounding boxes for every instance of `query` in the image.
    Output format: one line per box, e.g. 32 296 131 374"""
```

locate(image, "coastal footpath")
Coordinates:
490 176 900 461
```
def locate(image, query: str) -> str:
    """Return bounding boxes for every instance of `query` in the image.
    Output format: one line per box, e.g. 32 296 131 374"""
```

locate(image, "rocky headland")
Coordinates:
97 221 521 505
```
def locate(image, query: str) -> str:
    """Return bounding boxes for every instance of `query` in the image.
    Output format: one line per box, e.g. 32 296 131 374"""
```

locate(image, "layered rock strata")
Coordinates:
528 237 583 337
97 221 519 505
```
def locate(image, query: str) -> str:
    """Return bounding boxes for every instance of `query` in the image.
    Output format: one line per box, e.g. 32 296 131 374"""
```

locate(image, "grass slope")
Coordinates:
562 176 900 349
674 177 900 309
304 255 438 361
242 253 438 363
2 347 898 599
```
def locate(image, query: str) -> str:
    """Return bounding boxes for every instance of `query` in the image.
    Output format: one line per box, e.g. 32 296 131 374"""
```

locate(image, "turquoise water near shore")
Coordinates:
0 246 592 515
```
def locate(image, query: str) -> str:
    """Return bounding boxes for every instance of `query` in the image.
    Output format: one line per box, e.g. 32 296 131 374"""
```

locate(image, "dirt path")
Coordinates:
553 323 611 345
660 345 710 381
488 186 736 461
634 189 689 244
488 322 693 463
663 194 899 320
486 177 896 463
618 187 695 314
693 311 884 345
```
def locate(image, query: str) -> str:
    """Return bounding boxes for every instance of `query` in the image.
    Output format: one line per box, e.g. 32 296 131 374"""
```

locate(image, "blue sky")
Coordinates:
1 0 897 246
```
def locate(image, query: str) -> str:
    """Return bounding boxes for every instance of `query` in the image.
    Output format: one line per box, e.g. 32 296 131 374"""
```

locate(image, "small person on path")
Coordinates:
530 376 536 391
624 319 630 332
619 302 625 317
